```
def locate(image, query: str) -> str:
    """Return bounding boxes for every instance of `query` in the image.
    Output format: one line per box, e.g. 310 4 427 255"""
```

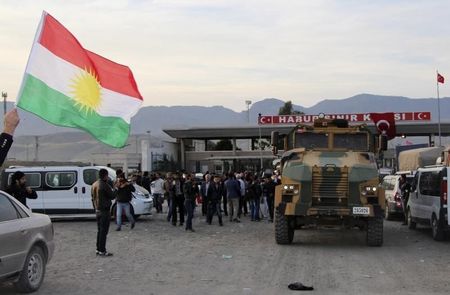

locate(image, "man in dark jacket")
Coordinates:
114 173 136 231
183 173 196 232
262 176 276 222
92 168 116 257
7 171 37 208
0 108 20 166
206 175 224 226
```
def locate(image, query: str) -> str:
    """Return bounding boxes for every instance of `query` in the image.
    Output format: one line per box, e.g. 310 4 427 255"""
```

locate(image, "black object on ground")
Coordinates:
288 282 314 291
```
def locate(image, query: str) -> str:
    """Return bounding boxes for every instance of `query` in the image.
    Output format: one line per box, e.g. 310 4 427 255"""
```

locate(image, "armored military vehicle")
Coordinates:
271 116 386 246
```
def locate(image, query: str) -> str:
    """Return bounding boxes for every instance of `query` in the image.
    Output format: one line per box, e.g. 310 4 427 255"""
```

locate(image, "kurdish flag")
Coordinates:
17 12 143 148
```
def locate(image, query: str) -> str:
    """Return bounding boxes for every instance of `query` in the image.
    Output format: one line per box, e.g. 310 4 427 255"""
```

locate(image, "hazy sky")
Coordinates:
1 0 449 112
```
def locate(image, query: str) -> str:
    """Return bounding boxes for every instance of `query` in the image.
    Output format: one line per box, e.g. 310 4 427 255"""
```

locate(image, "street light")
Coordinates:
1 91 7 115
245 100 252 124
146 130 152 172
258 113 263 172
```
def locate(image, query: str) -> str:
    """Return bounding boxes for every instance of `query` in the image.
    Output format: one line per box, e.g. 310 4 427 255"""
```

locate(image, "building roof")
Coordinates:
163 122 450 139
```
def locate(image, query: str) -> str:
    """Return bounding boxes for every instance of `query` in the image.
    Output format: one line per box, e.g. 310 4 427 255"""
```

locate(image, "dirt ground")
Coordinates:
1 210 450 295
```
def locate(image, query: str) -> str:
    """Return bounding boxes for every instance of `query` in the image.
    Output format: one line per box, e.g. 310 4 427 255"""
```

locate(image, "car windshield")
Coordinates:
333 133 368 151
294 132 328 149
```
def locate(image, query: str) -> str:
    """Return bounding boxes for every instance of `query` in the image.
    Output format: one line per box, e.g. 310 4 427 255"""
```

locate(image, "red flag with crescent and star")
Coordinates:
437 73 445 84
370 112 396 140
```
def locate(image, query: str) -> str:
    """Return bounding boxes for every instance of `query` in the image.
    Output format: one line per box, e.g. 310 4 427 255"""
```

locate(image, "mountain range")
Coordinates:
2 93 449 163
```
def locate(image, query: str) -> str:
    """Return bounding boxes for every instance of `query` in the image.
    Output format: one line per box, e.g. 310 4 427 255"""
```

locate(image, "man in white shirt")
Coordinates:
151 172 165 213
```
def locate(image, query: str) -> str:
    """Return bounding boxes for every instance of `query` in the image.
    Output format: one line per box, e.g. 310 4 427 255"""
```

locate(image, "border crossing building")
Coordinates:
163 112 450 174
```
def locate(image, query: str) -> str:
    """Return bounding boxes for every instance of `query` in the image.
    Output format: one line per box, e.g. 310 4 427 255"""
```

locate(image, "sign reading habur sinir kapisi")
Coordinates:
258 112 431 125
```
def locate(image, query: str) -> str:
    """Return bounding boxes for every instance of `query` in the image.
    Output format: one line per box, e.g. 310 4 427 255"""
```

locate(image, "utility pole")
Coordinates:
245 100 252 151
1 91 7 115
34 136 39 161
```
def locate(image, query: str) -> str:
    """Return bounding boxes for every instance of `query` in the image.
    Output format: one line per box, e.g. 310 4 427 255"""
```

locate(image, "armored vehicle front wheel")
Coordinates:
367 216 383 246
275 208 294 244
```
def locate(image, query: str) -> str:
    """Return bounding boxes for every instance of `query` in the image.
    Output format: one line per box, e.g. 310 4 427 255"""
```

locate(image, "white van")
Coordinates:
1 166 153 219
407 166 449 240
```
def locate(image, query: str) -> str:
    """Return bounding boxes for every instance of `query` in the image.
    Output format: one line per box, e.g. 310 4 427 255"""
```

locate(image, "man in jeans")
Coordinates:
115 173 136 231
92 168 116 257
224 172 241 222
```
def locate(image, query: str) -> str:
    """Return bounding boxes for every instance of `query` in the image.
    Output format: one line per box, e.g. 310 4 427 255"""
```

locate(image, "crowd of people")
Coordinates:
128 170 282 231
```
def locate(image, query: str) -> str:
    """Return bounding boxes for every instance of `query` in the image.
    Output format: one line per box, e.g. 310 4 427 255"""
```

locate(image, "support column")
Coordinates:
141 139 150 172
232 138 237 156
180 139 186 170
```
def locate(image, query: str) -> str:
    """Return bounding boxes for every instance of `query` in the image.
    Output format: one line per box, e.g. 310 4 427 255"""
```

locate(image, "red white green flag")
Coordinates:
17 12 143 148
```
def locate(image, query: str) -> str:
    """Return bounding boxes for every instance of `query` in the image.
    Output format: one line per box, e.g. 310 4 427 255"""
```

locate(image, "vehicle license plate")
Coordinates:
352 207 370 215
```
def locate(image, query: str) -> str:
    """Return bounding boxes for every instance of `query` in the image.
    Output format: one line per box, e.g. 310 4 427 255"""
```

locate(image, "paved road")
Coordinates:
1 213 449 295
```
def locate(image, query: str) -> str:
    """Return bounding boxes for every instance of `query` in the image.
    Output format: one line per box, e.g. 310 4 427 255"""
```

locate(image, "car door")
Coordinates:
422 171 440 221
409 172 420 219
446 168 450 226
41 170 79 214
0 193 30 277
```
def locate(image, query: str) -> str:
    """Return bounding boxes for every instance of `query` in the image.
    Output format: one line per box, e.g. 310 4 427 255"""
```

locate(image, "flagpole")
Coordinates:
437 70 442 146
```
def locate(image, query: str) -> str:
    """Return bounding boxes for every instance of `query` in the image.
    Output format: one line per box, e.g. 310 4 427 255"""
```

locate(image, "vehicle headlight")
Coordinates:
362 186 377 195
282 184 299 194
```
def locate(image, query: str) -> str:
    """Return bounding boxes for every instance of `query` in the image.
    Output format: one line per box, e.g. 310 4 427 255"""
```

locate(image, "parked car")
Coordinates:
406 165 450 240
382 172 415 220
0 190 55 293
382 175 403 220
1 166 153 220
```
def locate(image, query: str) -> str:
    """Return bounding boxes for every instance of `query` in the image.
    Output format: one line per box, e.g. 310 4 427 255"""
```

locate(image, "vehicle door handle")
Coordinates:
82 187 86 194
74 187 78 194
21 229 28 235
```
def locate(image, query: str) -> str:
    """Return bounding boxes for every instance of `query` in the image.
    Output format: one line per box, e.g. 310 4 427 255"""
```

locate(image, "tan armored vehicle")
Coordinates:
271 117 386 246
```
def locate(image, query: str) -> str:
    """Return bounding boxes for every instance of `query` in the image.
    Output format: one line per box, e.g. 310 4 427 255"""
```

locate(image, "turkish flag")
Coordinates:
370 112 396 140
437 73 445 83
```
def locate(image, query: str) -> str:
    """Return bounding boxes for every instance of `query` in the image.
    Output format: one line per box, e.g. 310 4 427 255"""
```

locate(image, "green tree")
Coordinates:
278 101 304 115
214 139 233 150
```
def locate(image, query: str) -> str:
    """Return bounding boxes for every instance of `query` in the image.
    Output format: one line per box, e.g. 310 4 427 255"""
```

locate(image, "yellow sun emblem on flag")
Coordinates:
69 68 102 113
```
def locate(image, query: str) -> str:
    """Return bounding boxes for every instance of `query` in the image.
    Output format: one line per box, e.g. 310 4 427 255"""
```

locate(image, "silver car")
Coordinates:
0 191 55 293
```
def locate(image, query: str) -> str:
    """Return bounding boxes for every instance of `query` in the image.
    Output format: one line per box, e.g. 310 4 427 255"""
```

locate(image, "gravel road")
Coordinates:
1 212 449 295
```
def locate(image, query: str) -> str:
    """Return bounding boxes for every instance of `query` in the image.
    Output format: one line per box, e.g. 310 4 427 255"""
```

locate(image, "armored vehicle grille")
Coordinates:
312 165 349 207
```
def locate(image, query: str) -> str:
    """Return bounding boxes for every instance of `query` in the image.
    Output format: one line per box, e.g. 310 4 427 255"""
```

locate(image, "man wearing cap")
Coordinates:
7 171 38 208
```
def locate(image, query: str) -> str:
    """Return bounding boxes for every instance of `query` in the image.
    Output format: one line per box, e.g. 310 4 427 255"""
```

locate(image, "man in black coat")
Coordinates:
7 171 38 207
206 175 224 226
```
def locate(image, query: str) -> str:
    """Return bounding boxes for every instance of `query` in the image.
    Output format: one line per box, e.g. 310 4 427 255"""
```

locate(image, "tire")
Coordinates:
406 208 416 230
14 246 46 293
384 202 393 220
431 214 445 241
275 208 294 244
367 216 383 246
